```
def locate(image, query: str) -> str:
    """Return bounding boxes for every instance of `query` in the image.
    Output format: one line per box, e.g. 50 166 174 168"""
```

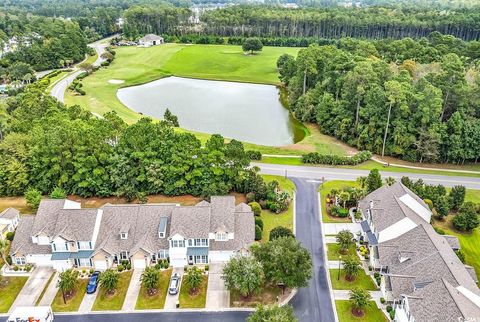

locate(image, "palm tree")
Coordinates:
0 239 10 268
385 177 396 186
342 256 361 281
349 288 371 317
141 267 160 295
100 269 119 295
356 176 367 190
350 188 365 211
336 230 354 255
57 269 79 304
185 266 203 295
339 191 350 209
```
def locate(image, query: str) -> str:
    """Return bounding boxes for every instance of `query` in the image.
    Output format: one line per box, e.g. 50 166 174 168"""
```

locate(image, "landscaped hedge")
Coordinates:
301 151 372 165
246 150 262 160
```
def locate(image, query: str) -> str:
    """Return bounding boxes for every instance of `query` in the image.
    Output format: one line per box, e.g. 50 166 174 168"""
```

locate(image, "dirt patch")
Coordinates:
0 197 32 214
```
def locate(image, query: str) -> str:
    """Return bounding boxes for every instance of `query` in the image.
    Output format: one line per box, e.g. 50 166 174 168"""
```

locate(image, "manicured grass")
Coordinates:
0 276 28 313
85 52 98 65
433 216 480 280
135 268 172 310
51 279 88 312
444 188 480 204
329 269 377 291
336 300 388 322
230 284 282 307
92 271 133 311
260 175 295 241
327 243 356 261
178 275 208 308
35 271 56 306
319 180 359 223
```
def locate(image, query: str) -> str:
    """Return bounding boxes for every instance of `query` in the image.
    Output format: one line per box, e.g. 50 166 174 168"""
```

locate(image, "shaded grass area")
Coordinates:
51 279 88 312
327 243 356 261
0 276 28 313
260 175 295 241
433 216 480 280
329 269 377 291
319 180 359 223
336 300 388 322
178 275 208 308
230 284 282 307
92 271 133 311
135 268 172 310
35 271 56 306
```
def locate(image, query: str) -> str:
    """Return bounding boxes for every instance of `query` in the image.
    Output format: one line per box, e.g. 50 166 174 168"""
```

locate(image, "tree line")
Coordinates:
278 43 480 164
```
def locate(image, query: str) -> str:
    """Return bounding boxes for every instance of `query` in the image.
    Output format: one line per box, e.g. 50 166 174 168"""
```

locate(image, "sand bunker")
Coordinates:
108 79 125 84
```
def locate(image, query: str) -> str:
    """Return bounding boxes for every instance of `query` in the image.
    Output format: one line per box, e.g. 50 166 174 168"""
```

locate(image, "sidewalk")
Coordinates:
333 290 383 300
78 289 99 313
164 267 184 309
38 272 59 306
122 269 143 311
328 260 343 269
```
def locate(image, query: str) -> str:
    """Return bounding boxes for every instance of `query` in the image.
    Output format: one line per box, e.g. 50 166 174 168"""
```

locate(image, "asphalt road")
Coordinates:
290 178 335 322
255 163 480 189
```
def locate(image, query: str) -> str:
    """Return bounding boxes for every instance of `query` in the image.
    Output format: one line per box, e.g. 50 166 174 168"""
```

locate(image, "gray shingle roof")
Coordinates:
170 206 211 238
10 216 51 256
139 34 163 42
0 208 20 219
209 208 255 251
210 196 235 233
443 235 461 250
53 209 98 241
31 199 67 236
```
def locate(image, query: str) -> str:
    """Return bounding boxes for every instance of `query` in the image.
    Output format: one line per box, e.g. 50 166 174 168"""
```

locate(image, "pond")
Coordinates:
117 76 304 146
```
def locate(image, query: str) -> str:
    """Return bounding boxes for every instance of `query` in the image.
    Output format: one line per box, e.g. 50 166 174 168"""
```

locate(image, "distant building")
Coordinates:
138 34 164 47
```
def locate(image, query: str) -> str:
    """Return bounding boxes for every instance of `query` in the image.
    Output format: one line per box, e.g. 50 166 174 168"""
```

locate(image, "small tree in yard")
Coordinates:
248 305 297 322
434 196 450 219
336 230 354 255
163 108 179 127
349 288 371 317
252 237 312 292
342 256 361 281
141 266 160 295
222 255 264 298
78 62 93 74
269 226 294 241
449 185 466 211
25 188 41 210
366 169 382 193
453 202 479 231
242 38 263 54
100 269 119 295
50 186 67 199
57 269 79 304
185 266 203 295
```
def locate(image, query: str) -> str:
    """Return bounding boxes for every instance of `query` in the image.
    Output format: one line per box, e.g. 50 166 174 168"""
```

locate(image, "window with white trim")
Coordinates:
170 240 185 248
194 238 208 246
120 232 128 240
77 241 92 250
15 257 26 265
52 242 69 252
195 255 208 264
215 233 228 241
158 250 169 259
120 251 128 260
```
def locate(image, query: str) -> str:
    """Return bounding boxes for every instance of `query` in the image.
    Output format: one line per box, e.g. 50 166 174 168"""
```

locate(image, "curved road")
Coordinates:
50 37 110 103
255 163 480 189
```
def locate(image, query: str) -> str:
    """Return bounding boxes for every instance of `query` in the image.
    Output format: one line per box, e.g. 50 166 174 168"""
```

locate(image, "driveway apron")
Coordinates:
78 288 99 313
8 267 54 312
164 267 184 309
206 262 229 309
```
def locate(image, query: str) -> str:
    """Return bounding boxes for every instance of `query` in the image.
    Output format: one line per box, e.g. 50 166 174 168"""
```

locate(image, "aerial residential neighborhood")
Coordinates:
1 0 480 322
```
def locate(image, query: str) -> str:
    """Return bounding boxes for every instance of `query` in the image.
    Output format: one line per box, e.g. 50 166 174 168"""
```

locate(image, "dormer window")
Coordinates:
158 217 167 239
121 232 128 240
216 232 228 241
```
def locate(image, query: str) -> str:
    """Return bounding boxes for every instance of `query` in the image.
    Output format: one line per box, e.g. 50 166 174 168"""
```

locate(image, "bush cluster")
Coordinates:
246 150 262 161
331 205 349 218
301 151 372 165
154 259 169 269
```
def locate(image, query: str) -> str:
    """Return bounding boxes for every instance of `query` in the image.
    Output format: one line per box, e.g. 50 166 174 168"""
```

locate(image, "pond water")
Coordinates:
117 76 304 146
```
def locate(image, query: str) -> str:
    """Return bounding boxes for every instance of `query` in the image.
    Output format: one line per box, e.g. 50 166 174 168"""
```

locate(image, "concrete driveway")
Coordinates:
8 267 54 312
206 262 229 308
164 267 183 309
323 223 362 235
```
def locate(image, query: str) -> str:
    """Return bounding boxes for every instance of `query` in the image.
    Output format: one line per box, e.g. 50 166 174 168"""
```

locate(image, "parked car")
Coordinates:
86 271 101 294
168 273 181 295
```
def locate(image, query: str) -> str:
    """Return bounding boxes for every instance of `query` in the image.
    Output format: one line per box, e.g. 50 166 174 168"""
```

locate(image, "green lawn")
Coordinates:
444 187 480 204
336 300 388 322
319 180 359 223
0 276 28 313
51 279 88 312
92 271 133 311
327 243 356 261
135 268 172 310
178 275 208 308
230 284 282 307
260 175 295 241
329 269 377 291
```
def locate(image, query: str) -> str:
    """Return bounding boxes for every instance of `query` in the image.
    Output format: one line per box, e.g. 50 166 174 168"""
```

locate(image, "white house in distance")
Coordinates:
138 34 164 47
359 182 480 322
0 208 20 240
9 196 254 271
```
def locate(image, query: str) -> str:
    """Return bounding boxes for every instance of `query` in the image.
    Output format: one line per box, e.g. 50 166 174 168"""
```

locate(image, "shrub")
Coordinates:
246 150 262 160
434 227 445 235
89 268 94 274
453 202 479 231
248 202 262 216
25 265 32 272
380 297 385 304
368 266 372 271
25 188 42 210
246 192 256 203
50 187 67 199
6 255 12 265
255 217 264 231
374 272 380 278
6 232 14 241
126 263 131 270
455 250 466 263
137 192 148 204
204 265 209 271
386 305 392 312
255 225 262 241
82 269 86 274
302 151 371 165
117 264 124 272
331 206 349 218
423 199 433 210
269 226 294 241
389 310 395 320
13 265 19 271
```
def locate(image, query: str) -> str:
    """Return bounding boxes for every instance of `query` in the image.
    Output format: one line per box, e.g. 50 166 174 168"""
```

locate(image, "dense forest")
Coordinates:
0 13 88 71
0 84 276 200
201 6 480 41
277 35 480 163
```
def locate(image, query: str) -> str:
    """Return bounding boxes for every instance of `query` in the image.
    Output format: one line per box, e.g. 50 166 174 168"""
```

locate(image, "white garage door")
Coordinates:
170 258 186 268
133 259 146 269
28 254 52 266
94 259 108 270
209 251 233 262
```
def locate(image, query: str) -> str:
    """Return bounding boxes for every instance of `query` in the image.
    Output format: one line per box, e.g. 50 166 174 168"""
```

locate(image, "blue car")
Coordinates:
86 271 101 294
